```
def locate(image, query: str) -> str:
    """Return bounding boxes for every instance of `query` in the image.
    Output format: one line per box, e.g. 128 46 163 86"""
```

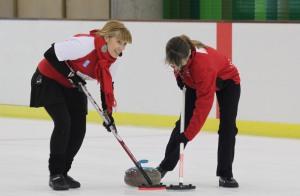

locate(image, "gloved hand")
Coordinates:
67 71 86 88
102 110 116 132
177 132 189 144
176 76 185 90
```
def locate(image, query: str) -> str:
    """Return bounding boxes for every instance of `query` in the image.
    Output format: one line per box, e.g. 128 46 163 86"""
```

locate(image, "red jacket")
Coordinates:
38 30 116 113
177 46 240 141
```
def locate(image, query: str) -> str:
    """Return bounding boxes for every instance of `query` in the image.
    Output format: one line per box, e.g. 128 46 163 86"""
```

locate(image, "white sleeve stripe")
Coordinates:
196 48 208 54
54 36 95 61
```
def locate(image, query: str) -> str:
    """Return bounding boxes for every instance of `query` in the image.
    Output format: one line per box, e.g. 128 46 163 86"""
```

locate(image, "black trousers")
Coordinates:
159 80 240 178
30 69 87 175
45 104 86 175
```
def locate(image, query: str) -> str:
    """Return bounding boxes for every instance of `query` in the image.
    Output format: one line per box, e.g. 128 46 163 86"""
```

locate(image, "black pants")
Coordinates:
159 80 240 178
45 104 86 175
30 69 87 175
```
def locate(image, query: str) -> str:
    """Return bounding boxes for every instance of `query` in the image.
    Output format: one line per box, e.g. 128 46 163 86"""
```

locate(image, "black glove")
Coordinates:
176 76 185 90
67 71 86 88
102 110 116 132
177 133 189 144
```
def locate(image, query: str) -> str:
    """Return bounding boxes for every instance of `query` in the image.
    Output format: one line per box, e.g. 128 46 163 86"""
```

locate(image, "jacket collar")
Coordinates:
90 30 116 65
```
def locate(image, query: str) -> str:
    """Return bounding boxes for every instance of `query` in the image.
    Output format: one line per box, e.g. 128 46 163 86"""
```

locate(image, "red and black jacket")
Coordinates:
176 46 240 141
38 30 117 113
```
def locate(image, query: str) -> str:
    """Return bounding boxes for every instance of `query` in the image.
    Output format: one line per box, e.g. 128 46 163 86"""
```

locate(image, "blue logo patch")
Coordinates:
83 60 90 68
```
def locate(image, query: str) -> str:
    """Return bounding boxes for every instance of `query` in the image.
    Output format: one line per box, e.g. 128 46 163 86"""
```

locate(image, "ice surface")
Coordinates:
0 117 299 196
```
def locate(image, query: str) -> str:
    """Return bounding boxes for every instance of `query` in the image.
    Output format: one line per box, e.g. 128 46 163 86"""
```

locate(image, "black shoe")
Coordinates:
64 175 81 188
49 174 69 190
219 177 239 188
156 166 167 179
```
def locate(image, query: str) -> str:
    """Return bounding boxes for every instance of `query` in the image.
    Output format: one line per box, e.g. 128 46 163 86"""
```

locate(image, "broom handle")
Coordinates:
65 62 153 185
179 87 186 184
78 83 153 185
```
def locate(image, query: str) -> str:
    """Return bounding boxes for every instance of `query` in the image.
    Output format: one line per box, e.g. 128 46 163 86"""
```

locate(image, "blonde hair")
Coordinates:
96 20 132 44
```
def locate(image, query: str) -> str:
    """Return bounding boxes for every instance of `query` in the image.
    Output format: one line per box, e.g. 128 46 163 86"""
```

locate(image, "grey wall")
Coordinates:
111 0 163 20
66 0 110 19
17 0 64 19
0 0 163 20
0 0 16 18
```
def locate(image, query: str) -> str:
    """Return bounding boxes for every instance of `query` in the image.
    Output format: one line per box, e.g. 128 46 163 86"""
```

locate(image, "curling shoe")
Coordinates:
64 175 81 188
49 174 69 190
219 176 239 188
156 166 167 179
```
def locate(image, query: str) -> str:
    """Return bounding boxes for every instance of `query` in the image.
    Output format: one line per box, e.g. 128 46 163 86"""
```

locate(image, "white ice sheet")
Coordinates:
0 118 299 196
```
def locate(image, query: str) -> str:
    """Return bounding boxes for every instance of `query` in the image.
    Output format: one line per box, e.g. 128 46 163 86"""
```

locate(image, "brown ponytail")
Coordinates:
165 34 206 66
180 34 206 49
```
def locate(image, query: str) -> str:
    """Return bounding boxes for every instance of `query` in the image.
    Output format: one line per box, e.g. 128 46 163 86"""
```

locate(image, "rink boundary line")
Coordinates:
0 104 300 139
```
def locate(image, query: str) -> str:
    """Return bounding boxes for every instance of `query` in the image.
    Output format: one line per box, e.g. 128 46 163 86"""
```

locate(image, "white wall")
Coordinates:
233 23 300 123
0 20 299 124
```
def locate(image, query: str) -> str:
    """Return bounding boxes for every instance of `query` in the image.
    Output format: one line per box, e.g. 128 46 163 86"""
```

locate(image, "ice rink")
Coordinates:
0 117 299 196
